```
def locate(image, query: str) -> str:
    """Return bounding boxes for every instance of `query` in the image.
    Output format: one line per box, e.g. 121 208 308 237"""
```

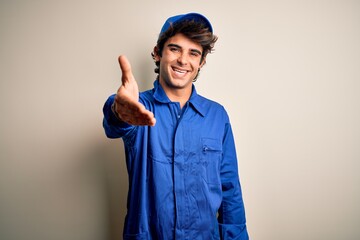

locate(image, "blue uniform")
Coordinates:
103 80 249 239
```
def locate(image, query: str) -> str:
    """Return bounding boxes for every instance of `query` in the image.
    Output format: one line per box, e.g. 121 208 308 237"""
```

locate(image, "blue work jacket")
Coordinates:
103 80 249 240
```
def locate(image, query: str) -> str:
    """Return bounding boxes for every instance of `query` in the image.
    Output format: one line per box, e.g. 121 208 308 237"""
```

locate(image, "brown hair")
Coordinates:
151 20 218 81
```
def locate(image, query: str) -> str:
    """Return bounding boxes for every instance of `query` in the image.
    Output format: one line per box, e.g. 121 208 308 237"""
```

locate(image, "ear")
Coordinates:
153 46 161 61
199 57 207 68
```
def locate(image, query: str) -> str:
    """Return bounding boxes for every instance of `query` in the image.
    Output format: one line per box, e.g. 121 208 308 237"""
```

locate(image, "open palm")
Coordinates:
114 55 156 126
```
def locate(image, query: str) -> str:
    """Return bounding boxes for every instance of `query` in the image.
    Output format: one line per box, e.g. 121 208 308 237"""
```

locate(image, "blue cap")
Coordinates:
160 13 213 35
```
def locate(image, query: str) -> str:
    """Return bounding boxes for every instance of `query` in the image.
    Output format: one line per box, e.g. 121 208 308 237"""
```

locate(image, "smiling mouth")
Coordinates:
172 67 189 77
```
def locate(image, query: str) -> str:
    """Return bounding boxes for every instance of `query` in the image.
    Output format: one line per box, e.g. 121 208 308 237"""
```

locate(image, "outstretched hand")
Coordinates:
113 55 156 126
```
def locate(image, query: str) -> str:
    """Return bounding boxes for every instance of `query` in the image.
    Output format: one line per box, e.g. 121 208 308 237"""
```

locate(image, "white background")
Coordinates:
1 0 359 239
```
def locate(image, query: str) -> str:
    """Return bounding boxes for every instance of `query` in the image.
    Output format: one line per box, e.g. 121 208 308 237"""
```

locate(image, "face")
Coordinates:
155 33 205 92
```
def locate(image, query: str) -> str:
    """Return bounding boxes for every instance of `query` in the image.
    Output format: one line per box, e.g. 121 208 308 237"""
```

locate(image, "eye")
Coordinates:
190 52 200 57
170 47 180 52
190 51 202 58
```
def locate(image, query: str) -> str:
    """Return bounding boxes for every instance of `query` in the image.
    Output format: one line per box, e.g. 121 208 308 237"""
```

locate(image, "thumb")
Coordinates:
118 55 134 83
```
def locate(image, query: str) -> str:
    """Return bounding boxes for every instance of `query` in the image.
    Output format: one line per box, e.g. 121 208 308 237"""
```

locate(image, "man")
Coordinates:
103 13 249 240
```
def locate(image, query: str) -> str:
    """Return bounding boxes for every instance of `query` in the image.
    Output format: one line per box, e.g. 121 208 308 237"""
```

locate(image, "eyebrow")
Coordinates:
167 43 202 56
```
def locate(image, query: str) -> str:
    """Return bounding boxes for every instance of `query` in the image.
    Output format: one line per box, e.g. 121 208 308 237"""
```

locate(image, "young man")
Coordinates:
103 13 249 240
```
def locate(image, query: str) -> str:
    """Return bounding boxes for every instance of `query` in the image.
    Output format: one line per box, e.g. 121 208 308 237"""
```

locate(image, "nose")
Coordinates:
177 52 188 65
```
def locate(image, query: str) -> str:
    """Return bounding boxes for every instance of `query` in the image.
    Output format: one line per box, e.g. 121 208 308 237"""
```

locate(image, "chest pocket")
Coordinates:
200 138 222 185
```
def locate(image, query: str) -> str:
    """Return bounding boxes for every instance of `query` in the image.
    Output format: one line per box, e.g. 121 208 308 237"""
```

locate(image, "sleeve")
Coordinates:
218 122 249 240
102 94 135 139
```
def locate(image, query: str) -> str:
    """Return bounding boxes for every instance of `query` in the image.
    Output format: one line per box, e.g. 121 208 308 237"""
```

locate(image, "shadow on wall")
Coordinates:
91 138 128 240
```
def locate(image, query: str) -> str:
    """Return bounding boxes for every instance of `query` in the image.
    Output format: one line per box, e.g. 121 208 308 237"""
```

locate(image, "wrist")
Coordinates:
111 101 122 121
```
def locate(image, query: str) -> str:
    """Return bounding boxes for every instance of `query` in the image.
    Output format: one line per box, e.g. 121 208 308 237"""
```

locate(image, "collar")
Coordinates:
152 80 206 117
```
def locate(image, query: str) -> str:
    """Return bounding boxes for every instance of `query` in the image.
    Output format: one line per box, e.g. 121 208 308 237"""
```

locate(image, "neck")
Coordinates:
168 91 190 108
159 81 192 108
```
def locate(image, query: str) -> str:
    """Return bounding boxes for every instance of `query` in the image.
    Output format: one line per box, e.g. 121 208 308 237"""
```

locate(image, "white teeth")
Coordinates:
172 67 188 77
174 68 186 73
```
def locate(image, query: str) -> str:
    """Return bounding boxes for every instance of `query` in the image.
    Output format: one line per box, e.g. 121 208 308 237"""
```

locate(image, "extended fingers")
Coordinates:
119 111 156 126
116 101 156 126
